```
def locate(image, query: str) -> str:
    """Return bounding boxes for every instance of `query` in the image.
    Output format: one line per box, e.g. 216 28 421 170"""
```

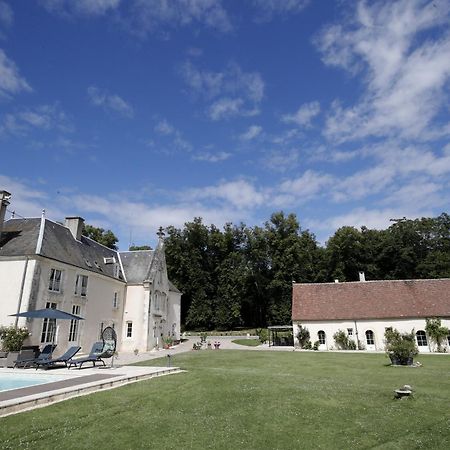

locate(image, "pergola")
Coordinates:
268 325 294 347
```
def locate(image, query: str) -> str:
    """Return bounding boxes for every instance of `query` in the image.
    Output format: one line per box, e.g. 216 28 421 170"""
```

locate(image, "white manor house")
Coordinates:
0 190 181 354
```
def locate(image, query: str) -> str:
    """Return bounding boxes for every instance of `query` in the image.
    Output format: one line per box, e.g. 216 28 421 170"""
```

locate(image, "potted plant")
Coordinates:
384 328 418 365
0 325 30 367
162 336 173 349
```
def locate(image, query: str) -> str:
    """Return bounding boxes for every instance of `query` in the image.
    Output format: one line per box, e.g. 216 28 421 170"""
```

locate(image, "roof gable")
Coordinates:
292 279 450 321
119 250 154 284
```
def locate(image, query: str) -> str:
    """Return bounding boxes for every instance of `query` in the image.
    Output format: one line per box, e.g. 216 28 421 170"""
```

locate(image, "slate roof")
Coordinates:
0 218 123 280
292 279 450 321
119 250 154 284
0 218 41 256
169 280 181 293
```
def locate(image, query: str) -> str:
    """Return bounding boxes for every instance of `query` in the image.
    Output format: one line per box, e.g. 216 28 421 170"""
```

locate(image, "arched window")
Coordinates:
318 330 326 345
365 330 375 345
416 330 428 347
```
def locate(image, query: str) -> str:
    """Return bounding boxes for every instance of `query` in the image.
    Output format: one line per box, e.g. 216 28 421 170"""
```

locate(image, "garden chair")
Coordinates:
35 346 81 369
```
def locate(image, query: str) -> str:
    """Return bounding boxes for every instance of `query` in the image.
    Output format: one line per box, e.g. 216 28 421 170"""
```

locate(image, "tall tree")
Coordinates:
83 224 118 250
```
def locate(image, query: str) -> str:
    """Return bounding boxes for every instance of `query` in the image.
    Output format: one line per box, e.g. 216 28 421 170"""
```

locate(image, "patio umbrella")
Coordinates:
10 308 84 321
10 308 84 348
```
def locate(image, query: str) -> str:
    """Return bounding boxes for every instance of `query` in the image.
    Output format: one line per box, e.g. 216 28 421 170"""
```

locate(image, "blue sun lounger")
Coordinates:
35 346 81 369
14 344 56 368
67 342 106 369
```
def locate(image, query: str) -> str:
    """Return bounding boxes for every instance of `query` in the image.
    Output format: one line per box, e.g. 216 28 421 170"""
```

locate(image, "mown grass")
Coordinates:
1 351 449 449
231 338 261 346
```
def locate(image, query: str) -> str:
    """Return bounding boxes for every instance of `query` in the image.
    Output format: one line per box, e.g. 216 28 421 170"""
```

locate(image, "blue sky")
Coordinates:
1 0 450 249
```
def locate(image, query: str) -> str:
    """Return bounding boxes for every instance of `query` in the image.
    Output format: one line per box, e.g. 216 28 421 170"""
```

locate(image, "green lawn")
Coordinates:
231 338 261 346
1 351 449 449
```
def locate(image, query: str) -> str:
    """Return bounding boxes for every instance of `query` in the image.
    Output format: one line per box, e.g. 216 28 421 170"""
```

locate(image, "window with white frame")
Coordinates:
74 274 88 297
318 330 326 345
416 330 428 347
41 302 57 343
68 305 81 341
347 328 353 336
113 292 119 309
99 322 104 340
126 322 133 338
365 330 375 345
48 269 63 292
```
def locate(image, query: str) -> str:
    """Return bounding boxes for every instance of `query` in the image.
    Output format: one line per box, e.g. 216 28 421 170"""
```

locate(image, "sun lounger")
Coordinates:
35 346 81 369
14 344 56 368
67 342 106 369
11 349 35 368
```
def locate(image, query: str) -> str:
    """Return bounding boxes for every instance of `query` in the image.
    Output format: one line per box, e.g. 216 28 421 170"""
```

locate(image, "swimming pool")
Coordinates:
0 372 69 392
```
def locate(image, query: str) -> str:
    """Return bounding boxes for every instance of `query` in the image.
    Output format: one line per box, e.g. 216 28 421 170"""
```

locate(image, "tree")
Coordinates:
83 224 118 250
129 245 152 251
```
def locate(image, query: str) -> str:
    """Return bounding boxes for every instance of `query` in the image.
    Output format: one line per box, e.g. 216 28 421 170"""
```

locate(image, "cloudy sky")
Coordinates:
1 0 450 249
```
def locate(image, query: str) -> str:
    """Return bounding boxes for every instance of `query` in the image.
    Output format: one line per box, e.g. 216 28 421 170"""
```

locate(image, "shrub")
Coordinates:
256 328 268 344
333 329 356 350
0 326 30 352
384 328 418 365
199 332 208 343
313 341 320 351
296 325 311 349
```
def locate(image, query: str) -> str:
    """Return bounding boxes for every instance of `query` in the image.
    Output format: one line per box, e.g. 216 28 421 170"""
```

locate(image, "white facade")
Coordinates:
293 318 450 352
0 213 181 357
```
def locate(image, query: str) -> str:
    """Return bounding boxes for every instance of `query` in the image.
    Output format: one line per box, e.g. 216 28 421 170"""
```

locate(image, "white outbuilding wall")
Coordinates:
293 318 450 352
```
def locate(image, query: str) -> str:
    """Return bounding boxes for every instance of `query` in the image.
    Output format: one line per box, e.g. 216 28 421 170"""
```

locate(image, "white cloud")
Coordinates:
193 151 231 163
152 118 192 152
314 206 435 237
240 125 262 141
282 101 320 127
154 119 175 135
252 0 310 22
181 61 264 120
0 49 31 98
87 86 134 118
126 0 232 37
0 1 13 29
262 148 300 172
316 0 450 142
0 104 73 136
39 0 121 16
0 175 66 220
279 169 334 199
185 179 266 209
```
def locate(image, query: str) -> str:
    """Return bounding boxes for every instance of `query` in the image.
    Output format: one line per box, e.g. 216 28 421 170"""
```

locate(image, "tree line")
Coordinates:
84 212 450 330
163 212 450 330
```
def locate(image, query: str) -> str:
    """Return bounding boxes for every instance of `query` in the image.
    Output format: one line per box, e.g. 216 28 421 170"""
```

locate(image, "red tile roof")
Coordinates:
292 279 450 321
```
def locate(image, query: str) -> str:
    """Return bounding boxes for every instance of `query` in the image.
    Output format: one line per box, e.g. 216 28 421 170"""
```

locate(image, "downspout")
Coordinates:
15 257 29 328
354 320 360 350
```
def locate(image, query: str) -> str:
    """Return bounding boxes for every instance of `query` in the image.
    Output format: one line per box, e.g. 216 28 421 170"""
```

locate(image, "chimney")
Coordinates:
0 190 11 240
359 271 366 282
65 216 85 241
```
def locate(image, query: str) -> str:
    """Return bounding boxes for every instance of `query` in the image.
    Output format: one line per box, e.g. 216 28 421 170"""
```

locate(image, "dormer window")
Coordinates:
104 256 116 264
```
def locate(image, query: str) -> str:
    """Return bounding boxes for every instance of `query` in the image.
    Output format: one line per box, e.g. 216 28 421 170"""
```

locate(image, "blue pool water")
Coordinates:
0 373 67 392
